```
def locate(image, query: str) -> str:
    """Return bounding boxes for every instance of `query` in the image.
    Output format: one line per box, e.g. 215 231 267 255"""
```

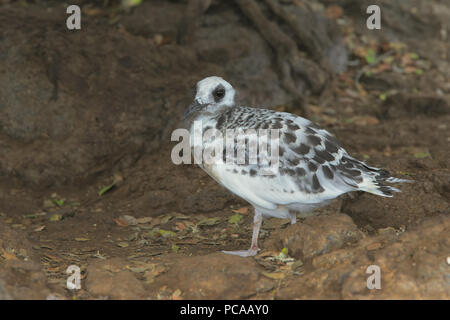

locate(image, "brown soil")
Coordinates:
0 0 449 299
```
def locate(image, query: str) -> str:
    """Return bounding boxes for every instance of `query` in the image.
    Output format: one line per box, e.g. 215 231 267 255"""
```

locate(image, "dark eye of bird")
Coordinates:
213 85 225 102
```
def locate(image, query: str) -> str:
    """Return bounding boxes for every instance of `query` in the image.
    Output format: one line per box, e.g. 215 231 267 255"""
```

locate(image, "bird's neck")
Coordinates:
185 104 234 130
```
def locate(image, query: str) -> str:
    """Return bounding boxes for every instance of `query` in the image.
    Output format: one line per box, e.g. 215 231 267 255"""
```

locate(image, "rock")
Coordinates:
275 214 450 299
149 253 262 299
268 214 364 259
85 258 147 299
341 215 450 299
0 224 55 300
0 281 12 300
0 224 55 299
0 260 52 299
0 4 301 187
0 8 210 186
193 20 292 107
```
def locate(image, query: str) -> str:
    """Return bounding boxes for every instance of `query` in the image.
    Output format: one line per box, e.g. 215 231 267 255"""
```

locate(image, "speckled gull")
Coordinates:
184 76 411 257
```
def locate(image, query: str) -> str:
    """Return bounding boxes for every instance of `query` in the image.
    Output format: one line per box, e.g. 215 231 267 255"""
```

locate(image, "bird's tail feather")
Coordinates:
355 163 413 197
360 169 413 197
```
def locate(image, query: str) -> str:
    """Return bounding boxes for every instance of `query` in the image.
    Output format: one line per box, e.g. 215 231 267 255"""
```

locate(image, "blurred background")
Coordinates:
0 0 448 300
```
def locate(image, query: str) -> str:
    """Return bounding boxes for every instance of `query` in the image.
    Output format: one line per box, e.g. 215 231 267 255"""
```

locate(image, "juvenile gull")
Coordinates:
184 76 411 257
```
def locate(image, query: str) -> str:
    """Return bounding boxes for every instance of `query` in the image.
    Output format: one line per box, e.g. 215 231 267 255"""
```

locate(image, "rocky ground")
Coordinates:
0 0 449 299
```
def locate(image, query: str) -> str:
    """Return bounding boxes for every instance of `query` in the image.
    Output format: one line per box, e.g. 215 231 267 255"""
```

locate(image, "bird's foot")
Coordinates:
221 248 259 257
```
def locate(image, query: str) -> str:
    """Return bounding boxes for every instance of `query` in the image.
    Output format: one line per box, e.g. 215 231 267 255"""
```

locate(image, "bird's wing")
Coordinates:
201 107 405 210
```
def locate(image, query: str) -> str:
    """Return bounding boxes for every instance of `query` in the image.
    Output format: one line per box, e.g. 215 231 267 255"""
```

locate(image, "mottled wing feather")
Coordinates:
201 106 402 210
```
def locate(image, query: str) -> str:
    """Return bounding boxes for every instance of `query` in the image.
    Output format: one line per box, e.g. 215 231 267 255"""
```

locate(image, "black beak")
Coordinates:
184 100 204 121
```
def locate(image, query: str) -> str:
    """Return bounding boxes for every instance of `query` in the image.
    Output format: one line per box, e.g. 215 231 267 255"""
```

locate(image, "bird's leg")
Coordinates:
289 211 297 224
222 209 262 257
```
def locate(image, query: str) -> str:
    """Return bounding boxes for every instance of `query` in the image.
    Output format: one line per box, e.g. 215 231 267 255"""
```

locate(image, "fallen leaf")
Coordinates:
232 207 249 215
136 217 153 224
83 8 105 16
121 0 142 9
261 271 286 280
174 213 190 220
366 242 382 251
172 289 183 300
34 225 46 232
119 215 138 226
413 152 430 159
117 241 129 248
0 248 18 261
353 116 379 126
128 264 152 273
52 198 65 207
409 52 419 60
23 212 47 219
158 229 176 237
175 222 187 231
160 215 173 224
376 63 392 72
75 238 90 242
128 232 139 241
404 66 418 74
228 213 243 225
43 200 55 209
49 214 62 222
114 218 129 227
197 217 220 226
325 5 343 20
98 183 115 196
365 48 376 64
379 93 388 101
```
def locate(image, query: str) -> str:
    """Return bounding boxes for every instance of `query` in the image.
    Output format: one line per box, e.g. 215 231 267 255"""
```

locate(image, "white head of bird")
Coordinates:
184 76 236 122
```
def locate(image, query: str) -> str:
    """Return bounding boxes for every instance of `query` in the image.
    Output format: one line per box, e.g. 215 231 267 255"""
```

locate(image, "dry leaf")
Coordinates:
49 214 62 222
117 241 129 248
136 217 153 224
119 215 138 226
175 222 187 231
197 217 220 226
172 289 183 300
114 218 129 227
366 242 382 251
0 248 18 261
326 5 343 20
34 225 46 232
353 116 379 126
261 271 286 280
232 207 249 214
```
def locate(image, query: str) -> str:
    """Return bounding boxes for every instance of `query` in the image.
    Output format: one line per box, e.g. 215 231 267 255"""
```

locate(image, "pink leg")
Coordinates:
290 211 297 224
222 209 262 257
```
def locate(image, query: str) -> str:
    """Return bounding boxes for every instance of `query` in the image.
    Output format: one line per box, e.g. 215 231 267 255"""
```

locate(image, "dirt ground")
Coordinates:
0 0 449 299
